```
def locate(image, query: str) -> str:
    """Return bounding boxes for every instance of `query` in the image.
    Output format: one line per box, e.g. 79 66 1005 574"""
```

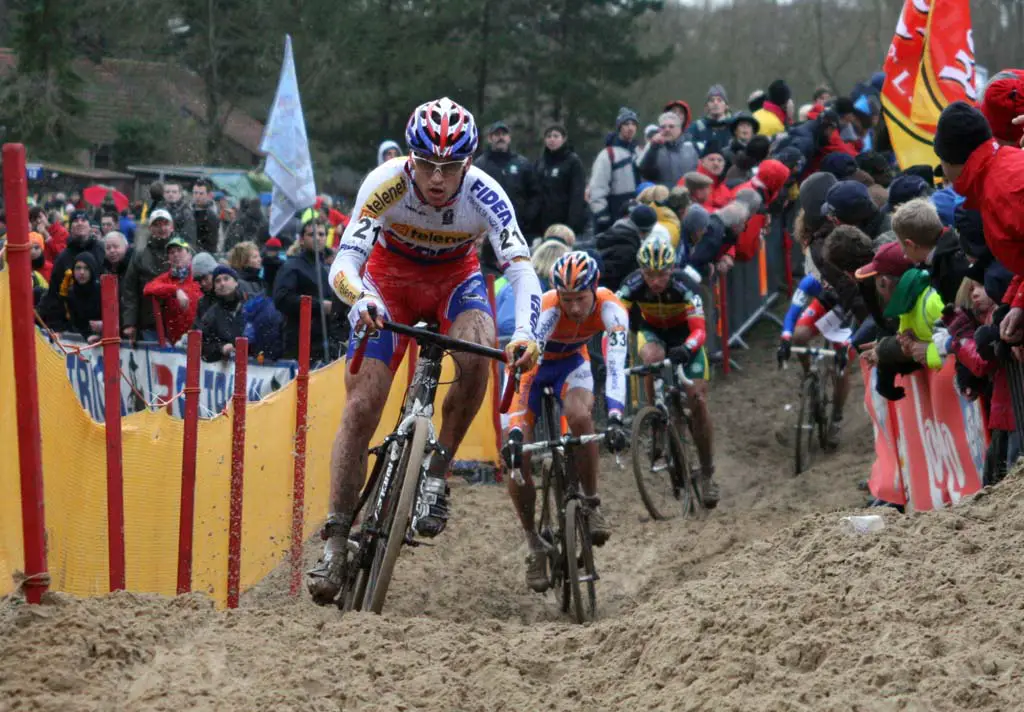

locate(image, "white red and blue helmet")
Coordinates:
405 97 478 160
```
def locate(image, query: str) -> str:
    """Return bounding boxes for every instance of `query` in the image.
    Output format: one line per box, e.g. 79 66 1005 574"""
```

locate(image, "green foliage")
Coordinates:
111 117 171 169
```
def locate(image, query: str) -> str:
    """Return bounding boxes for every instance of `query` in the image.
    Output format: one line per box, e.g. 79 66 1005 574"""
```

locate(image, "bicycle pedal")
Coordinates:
404 535 435 547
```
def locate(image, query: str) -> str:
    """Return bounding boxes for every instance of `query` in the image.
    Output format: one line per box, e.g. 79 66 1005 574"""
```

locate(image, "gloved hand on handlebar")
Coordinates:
777 336 792 367
605 413 627 453
502 428 524 472
505 335 540 371
349 293 385 332
668 344 694 366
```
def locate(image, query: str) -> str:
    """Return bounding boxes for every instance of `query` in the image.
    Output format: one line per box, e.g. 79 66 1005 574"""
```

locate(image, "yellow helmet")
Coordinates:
637 232 676 271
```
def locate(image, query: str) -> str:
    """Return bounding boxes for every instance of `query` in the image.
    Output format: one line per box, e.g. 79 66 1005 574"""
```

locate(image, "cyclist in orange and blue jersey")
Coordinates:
503 251 629 593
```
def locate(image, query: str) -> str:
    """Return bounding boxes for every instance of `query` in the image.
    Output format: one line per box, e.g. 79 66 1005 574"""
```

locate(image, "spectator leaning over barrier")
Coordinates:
122 208 174 342
198 265 248 362
261 237 285 292
39 210 106 332
191 251 219 326
697 141 731 210
162 181 197 249
61 252 103 343
636 184 681 249
192 178 221 255
272 216 348 362
891 197 968 305
639 111 700 187
143 236 202 345
596 203 657 291
588 107 640 233
724 134 771 188
822 180 890 240
683 171 714 207
686 84 733 152
228 241 265 296
753 79 791 137
883 174 933 218
533 124 587 236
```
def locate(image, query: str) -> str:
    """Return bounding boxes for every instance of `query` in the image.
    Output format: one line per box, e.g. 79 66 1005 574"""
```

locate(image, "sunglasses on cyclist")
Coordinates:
411 154 468 178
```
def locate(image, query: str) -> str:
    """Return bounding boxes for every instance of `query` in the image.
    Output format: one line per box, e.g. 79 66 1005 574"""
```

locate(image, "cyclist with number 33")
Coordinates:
309 97 544 605
616 236 720 508
503 252 629 593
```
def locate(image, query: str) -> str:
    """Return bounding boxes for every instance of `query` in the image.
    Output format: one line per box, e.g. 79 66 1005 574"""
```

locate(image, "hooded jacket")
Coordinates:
534 142 588 235
588 134 639 231
696 163 732 210
883 268 945 369
377 140 402 166
952 139 1024 307
64 252 103 339
639 136 700 187
40 233 106 331
686 113 733 151
596 218 647 291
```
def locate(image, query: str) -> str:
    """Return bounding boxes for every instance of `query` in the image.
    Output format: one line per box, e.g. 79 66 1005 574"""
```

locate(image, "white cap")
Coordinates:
149 208 173 225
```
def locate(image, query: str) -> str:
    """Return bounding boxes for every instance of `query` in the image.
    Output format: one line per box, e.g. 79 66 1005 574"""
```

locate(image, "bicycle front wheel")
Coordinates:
631 406 690 520
564 498 597 624
794 376 819 475
363 416 430 615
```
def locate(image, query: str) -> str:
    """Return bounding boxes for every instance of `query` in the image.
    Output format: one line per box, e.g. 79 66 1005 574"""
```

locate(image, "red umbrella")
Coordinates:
82 185 130 212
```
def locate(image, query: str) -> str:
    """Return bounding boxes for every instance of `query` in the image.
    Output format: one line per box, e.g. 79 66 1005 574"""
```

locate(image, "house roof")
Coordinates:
0 48 265 155
31 161 135 181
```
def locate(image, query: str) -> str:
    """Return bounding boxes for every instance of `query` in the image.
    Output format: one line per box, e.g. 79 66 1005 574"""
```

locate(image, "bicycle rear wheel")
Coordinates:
631 406 690 520
794 375 819 474
564 498 597 624
363 416 430 615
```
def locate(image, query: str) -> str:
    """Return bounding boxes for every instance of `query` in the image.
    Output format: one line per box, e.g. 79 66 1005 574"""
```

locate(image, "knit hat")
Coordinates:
933 101 993 165
191 251 218 277
701 140 724 159
819 152 858 180
616 107 639 130
706 84 728 103
682 204 710 238
822 180 876 225
29 231 45 250
767 79 791 107
799 172 838 231
264 237 283 249
629 204 658 231
980 69 1024 145
745 135 771 164
212 264 239 282
885 175 932 212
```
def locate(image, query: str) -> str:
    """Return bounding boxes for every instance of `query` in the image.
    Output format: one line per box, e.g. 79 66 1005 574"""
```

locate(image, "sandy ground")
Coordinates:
4 328 1022 711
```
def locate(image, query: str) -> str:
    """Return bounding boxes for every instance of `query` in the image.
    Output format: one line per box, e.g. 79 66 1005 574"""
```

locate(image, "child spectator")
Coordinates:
892 197 968 303
143 237 202 345
61 252 103 342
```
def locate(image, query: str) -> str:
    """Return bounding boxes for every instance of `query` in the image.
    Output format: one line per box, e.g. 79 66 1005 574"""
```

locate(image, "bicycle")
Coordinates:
337 317 518 614
508 386 609 624
787 346 841 475
627 358 704 521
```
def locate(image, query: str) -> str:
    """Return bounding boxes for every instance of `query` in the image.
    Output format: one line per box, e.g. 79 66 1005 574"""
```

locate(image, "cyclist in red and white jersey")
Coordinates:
309 97 543 605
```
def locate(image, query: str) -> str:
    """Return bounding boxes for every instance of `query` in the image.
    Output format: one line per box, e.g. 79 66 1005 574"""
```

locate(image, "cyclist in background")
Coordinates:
617 235 719 508
503 251 629 593
309 97 543 606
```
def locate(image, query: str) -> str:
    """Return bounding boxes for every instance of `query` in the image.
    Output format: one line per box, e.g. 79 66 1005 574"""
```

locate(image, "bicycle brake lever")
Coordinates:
509 468 526 486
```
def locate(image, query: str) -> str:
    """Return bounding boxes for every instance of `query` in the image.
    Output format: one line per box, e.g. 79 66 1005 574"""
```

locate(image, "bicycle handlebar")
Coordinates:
626 358 695 387
790 346 837 358
522 431 607 454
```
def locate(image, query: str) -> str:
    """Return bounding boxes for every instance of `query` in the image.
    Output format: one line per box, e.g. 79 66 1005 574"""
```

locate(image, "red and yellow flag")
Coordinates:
881 0 976 168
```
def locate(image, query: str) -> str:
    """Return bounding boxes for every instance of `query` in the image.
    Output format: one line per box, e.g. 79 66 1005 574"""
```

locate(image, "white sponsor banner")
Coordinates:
56 340 297 422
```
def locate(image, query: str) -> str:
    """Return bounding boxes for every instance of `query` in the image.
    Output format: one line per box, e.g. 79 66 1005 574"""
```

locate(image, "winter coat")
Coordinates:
143 269 203 344
198 292 246 362
63 252 103 340
696 164 732 210
237 266 266 297
39 236 106 331
639 138 700 187
686 115 733 153
685 214 731 278
951 310 1014 431
596 218 646 291
753 102 787 137
166 199 198 247
194 205 221 254
474 148 539 235
588 135 639 232
194 292 216 327
953 140 1024 307
261 254 284 293
272 249 349 361
534 144 588 235
883 269 944 369
929 227 970 305
121 240 171 330
119 215 137 244
43 220 69 264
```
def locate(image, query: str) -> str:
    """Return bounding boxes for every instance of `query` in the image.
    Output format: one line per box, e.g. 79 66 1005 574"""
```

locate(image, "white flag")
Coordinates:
260 35 317 237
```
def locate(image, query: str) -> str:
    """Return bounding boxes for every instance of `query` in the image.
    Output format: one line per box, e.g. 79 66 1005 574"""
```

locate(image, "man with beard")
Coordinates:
533 124 587 236
122 209 174 341
39 210 106 331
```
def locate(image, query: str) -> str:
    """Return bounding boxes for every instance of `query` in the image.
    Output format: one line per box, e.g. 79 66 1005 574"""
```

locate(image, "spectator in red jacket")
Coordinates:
143 236 203 345
934 102 1024 347
696 140 732 209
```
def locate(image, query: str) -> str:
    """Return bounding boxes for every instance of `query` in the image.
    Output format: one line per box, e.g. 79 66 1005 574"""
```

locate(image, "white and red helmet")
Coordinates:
405 97 478 160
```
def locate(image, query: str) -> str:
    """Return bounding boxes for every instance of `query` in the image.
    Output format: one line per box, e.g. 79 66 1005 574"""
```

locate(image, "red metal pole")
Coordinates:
485 275 504 482
288 298 312 596
177 330 202 594
3 144 48 603
100 275 126 591
152 297 167 347
227 337 248 608
718 274 731 377
783 228 794 297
